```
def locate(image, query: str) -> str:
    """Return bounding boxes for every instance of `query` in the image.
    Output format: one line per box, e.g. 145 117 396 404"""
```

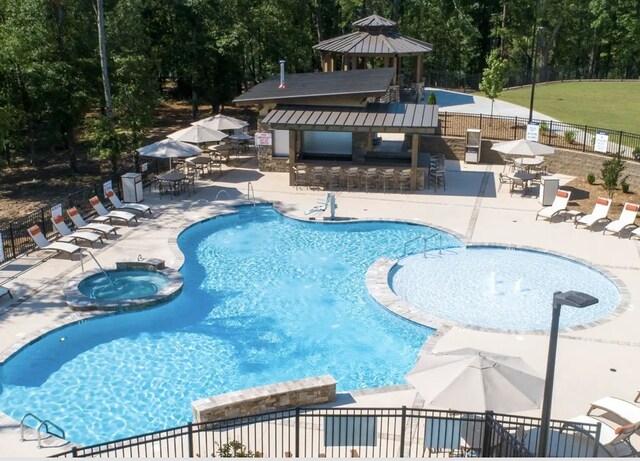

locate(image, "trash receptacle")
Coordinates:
121 173 143 203
539 176 559 206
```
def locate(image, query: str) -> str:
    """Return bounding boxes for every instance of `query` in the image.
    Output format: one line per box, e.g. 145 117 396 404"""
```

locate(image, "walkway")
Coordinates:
1 157 639 456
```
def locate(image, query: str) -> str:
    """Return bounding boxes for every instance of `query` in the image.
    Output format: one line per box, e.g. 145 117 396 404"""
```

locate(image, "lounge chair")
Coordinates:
535 189 571 222
89 196 137 226
567 415 640 457
603 202 639 237
27 225 82 259
67 207 118 237
105 189 152 216
587 396 640 425
0 286 12 301
51 215 103 247
575 197 612 230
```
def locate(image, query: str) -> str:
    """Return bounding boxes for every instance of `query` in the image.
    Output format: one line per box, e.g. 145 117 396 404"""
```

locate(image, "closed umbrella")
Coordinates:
491 139 555 157
137 139 202 169
168 125 228 144
193 114 248 132
406 348 544 413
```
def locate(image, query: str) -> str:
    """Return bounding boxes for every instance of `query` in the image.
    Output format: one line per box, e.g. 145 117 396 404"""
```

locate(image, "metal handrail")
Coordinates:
247 182 256 206
20 412 66 448
81 250 117 288
214 190 231 201
403 233 443 257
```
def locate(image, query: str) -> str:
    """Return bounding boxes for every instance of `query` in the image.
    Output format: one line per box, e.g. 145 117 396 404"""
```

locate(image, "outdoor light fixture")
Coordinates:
537 290 599 457
528 0 542 123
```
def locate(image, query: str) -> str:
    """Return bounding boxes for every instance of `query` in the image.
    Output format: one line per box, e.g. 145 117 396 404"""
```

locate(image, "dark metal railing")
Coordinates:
439 112 640 159
51 407 604 458
0 175 121 263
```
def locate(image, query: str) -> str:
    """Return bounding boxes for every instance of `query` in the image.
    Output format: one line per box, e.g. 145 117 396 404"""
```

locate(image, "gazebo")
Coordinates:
313 14 433 88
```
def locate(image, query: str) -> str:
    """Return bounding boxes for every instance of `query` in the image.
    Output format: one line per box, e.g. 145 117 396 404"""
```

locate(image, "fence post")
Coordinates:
582 125 588 152
40 208 46 236
514 116 518 140
187 422 194 458
71 446 78 457
618 131 623 156
443 111 448 136
294 408 300 457
548 121 554 145
481 411 494 458
399 406 406 457
9 223 16 260
479 113 483 131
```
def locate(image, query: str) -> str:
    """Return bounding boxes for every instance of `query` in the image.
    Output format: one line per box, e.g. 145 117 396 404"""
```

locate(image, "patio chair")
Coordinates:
89 196 138 226
51 215 103 247
566 415 640 457
575 197 612 230
498 172 512 191
535 189 571 222
67 207 118 237
105 189 152 216
27 225 82 259
587 396 640 425
0 286 12 301
603 202 639 237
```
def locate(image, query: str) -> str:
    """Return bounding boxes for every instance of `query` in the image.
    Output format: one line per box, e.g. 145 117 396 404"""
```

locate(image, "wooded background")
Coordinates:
1 0 639 171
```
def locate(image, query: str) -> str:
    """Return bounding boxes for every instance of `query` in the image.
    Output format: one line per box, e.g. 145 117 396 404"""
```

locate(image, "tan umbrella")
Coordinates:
168 125 228 144
406 348 544 413
492 139 555 157
137 139 202 169
193 114 248 131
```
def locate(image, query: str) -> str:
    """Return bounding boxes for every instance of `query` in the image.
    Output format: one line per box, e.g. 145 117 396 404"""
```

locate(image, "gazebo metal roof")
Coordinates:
313 14 433 56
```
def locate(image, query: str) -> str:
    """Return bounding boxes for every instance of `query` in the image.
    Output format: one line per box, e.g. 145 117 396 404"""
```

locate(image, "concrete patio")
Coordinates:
1 156 639 457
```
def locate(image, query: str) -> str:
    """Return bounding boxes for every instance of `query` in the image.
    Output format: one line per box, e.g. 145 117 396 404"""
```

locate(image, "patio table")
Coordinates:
507 171 536 197
186 155 212 177
158 170 186 197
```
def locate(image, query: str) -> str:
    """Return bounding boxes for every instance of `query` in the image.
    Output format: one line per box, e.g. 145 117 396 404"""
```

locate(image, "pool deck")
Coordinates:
1 156 640 456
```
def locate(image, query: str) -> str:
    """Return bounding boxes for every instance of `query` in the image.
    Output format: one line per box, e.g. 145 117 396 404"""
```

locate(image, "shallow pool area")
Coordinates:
390 246 621 331
0 205 456 445
77 269 169 300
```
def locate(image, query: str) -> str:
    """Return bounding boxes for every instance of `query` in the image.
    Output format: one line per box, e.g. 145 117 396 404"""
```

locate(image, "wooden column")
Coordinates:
410 133 419 191
351 55 358 70
329 55 335 72
416 54 423 83
343 54 349 71
392 55 399 84
321 53 329 72
288 130 297 186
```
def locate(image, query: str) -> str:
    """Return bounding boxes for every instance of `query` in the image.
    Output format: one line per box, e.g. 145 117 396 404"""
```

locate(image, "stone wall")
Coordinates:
192 375 337 423
257 147 289 172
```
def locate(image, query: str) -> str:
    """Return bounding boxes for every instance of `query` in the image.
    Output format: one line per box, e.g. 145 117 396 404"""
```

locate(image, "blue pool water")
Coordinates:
391 247 620 331
78 270 169 300
0 206 452 445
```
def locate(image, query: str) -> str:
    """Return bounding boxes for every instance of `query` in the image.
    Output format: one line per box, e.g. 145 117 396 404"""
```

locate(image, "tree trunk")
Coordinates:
95 0 112 118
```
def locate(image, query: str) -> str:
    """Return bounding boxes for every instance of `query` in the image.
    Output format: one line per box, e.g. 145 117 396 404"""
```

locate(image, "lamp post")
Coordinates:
537 291 599 457
528 0 541 123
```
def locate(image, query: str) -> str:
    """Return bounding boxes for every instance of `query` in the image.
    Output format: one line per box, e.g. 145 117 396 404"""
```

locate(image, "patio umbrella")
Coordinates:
228 132 253 142
491 139 555 157
137 138 202 168
168 125 228 144
406 348 544 413
193 114 249 131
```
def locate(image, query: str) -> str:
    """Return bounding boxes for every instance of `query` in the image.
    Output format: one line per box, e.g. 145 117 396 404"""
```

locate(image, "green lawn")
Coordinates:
492 82 640 134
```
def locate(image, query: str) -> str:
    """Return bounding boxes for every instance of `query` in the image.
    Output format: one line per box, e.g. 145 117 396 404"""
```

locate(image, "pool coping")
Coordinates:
366 242 631 337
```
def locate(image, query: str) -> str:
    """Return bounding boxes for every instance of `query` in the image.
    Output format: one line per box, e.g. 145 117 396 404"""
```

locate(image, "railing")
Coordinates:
20 412 65 449
0 174 122 264
247 181 256 206
403 233 443 257
438 112 640 159
51 407 603 458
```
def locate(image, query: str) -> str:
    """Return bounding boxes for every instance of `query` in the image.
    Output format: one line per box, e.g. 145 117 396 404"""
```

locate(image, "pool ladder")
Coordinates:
246 181 256 206
403 233 443 257
80 250 117 288
20 412 65 448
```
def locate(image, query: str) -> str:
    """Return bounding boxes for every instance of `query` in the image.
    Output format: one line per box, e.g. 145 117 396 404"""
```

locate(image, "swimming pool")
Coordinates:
390 247 621 332
77 270 169 300
0 205 453 445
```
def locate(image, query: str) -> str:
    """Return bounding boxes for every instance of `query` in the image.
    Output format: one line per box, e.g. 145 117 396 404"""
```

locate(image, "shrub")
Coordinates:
427 91 437 105
622 181 630 193
216 441 255 458
564 131 576 144
633 147 640 161
587 173 595 184
539 121 549 133
601 152 628 198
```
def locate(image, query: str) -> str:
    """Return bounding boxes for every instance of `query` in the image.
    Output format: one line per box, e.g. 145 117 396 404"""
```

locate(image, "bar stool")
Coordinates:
327 166 343 190
380 168 397 192
309 166 325 189
362 168 379 192
397 169 411 193
345 167 360 190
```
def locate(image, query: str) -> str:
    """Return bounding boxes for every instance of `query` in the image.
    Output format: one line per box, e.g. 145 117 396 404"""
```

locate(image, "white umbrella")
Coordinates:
168 125 228 144
137 139 202 168
193 114 248 131
491 139 555 157
406 348 544 413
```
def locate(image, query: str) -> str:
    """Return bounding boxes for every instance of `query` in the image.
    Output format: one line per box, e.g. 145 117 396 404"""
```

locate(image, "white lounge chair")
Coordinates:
0 286 12 301
67 207 118 237
567 415 640 457
27 225 82 259
536 189 571 222
575 197 612 230
603 202 639 237
89 196 137 226
51 215 103 247
587 396 640 425
105 189 152 216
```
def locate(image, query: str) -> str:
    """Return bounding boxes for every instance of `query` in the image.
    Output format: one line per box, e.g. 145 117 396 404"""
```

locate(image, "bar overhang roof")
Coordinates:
263 103 439 134
313 31 433 56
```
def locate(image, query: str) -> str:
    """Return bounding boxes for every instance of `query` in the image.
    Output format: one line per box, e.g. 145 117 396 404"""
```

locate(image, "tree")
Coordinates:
601 152 628 198
479 49 508 116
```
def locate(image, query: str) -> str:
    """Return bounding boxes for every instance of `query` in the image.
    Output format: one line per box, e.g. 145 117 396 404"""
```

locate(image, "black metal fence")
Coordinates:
439 112 640 159
51 407 604 458
0 175 121 263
